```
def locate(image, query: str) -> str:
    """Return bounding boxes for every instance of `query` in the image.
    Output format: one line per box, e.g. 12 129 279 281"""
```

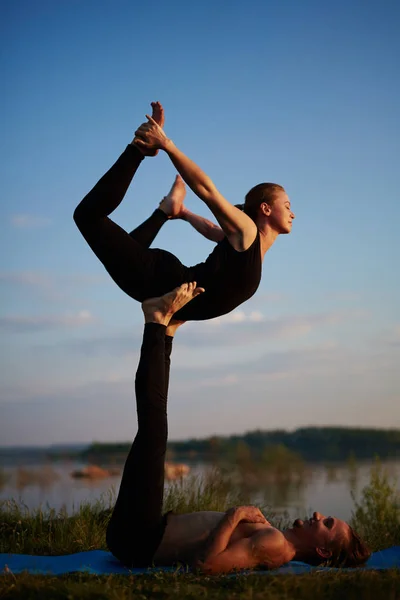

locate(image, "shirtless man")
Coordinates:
106 284 371 573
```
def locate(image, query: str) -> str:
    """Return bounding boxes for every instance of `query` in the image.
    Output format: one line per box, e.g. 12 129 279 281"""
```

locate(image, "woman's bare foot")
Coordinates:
166 318 186 337
150 101 165 128
142 282 205 326
159 175 187 219
133 101 164 156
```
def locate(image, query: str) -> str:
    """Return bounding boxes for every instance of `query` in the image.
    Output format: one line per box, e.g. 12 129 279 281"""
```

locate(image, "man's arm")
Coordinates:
180 208 225 243
195 527 292 575
193 506 266 574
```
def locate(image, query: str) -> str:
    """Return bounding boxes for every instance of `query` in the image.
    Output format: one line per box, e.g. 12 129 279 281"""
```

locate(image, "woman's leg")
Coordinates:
74 144 144 227
129 209 168 248
73 145 153 295
128 174 189 249
74 146 190 301
106 283 204 566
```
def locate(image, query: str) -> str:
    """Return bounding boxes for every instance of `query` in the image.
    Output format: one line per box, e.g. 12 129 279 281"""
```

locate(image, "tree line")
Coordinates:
79 427 400 464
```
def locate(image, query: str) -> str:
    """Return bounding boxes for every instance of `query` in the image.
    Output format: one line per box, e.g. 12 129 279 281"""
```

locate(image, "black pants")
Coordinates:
73 145 198 318
106 322 172 567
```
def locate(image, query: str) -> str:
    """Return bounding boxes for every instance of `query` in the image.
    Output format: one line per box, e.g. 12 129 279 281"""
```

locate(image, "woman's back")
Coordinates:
174 231 262 321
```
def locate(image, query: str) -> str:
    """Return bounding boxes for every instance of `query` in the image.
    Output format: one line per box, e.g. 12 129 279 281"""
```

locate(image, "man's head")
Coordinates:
286 511 371 567
244 183 295 234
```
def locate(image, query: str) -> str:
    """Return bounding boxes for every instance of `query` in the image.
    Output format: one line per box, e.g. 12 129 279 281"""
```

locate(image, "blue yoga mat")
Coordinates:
1 547 399 575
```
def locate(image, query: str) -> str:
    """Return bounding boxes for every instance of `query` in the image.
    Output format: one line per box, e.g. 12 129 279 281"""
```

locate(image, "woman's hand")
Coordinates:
133 101 165 157
134 115 170 152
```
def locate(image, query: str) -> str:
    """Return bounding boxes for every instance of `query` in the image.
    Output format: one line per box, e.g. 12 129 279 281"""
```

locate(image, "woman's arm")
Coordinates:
134 117 257 251
180 208 225 243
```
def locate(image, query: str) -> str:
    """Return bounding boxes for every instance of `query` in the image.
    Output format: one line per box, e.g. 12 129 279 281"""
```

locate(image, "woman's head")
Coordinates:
243 183 295 234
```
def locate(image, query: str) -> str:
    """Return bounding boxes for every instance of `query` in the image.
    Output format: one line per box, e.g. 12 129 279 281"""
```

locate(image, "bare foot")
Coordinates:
134 101 164 157
142 282 205 325
159 175 187 219
150 101 165 128
166 318 186 337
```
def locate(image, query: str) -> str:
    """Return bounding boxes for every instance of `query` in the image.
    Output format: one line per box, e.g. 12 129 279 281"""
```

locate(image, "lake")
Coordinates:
1 457 399 522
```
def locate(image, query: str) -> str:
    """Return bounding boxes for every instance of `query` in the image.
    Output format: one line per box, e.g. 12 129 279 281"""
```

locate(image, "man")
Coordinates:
106 283 371 573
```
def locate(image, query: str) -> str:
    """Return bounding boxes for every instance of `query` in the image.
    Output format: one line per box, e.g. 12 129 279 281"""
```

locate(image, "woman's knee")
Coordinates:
73 205 85 231
73 203 89 231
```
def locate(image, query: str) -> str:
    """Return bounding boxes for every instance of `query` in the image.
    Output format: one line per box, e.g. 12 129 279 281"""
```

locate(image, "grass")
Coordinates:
351 459 400 550
0 462 399 599
2 571 400 600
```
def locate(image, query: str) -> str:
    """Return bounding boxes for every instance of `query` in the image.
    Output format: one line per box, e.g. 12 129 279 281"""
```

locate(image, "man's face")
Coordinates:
290 511 350 559
266 192 295 234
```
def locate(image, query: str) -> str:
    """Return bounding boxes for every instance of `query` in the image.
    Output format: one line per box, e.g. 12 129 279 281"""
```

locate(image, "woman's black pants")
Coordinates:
73 144 193 304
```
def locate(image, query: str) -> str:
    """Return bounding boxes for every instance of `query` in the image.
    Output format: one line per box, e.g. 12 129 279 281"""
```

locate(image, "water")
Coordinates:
0 460 118 513
1 458 399 522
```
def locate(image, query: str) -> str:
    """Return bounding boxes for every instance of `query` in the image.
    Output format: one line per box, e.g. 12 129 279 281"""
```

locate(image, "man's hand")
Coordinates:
234 506 268 525
134 115 170 152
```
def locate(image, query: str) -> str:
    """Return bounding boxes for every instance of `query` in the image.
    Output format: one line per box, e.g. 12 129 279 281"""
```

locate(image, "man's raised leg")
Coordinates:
106 283 204 567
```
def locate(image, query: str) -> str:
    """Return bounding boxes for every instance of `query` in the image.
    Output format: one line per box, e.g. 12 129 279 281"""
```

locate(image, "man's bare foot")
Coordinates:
159 175 187 219
133 101 164 156
142 282 205 326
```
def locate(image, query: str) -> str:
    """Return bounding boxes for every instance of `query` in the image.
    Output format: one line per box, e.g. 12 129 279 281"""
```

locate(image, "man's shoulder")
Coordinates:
251 527 293 569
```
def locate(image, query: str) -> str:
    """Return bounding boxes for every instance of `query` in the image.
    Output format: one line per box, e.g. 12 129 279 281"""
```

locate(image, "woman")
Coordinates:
73 102 295 321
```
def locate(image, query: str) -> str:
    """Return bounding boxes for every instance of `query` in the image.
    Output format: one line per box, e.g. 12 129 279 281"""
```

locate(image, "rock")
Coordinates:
70 465 119 479
164 462 190 480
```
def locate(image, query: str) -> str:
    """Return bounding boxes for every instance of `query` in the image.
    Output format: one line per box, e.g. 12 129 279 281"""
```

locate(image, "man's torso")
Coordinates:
153 510 272 565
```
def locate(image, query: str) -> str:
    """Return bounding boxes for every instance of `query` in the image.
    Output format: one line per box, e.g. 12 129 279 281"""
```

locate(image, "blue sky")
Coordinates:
1 0 399 446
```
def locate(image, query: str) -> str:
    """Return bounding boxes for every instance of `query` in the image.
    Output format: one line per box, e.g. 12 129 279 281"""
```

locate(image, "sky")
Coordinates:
1 0 399 447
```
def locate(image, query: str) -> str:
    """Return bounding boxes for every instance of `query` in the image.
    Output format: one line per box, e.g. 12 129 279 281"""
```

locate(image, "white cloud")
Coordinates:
387 324 400 346
28 308 368 360
0 271 107 290
0 270 108 304
1 339 399 445
10 214 51 229
0 271 53 291
372 324 400 348
0 310 96 332
199 374 239 387
208 310 265 325
183 308 368 347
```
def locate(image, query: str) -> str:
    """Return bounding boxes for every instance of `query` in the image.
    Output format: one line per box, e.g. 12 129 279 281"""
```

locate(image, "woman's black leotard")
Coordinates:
73 145 262 321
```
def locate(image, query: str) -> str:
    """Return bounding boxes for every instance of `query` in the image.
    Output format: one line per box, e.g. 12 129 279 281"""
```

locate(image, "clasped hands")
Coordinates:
134 116 170 153
229 505 270 525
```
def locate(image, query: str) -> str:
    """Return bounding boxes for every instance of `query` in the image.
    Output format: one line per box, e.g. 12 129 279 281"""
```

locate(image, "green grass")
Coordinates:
351 459 400 550
2 571 400 600
1 462 399 599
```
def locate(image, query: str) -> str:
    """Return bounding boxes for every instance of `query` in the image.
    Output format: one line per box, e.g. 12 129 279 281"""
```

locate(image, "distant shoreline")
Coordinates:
2 426 398 465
